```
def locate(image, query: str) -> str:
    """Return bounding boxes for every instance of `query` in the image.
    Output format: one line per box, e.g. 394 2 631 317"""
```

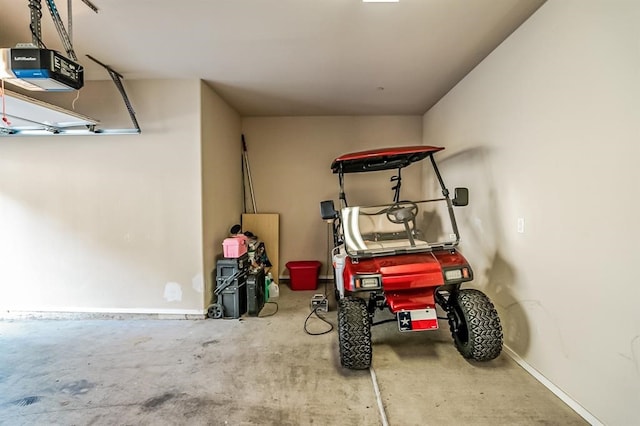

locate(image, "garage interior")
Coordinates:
0 1 638 425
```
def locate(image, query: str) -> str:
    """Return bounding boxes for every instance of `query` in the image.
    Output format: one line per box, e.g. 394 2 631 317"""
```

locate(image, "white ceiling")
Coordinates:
0 0 545 116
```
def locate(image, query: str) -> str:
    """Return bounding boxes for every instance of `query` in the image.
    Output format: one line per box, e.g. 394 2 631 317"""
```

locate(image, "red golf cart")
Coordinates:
320 146 502 369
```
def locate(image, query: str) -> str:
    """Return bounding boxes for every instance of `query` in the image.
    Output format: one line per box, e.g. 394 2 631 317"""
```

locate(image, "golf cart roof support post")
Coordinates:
392 167 402 203
428 154 462 244
429 154 449 198
338 165 348 208
448 198 462 245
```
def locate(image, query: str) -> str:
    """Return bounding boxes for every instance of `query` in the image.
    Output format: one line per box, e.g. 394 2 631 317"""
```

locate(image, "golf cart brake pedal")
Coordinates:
311 294 329 313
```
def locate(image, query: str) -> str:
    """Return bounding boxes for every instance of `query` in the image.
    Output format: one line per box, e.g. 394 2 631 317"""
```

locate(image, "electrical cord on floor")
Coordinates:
301 221 336 336
258 301 279 317
304 305 334 336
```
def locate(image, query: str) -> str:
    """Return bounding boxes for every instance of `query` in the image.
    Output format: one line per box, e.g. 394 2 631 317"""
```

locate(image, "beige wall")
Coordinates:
422 1 639 424
0 80 206 314
200 81 243 305
241 116 422 279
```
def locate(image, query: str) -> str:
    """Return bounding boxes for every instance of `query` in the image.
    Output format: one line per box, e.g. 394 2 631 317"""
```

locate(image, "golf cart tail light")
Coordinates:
462 268 469 279
353 274 382 290
361 277 380 288
445 269 463 281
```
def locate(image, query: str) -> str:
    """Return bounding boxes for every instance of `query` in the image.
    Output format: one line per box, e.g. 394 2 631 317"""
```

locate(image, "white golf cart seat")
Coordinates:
341 206 429 252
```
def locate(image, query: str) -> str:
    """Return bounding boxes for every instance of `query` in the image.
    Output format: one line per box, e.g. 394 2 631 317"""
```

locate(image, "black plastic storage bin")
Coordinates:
215 254 249 319
247 269 265 316
217 279 247 319
216 254 249 278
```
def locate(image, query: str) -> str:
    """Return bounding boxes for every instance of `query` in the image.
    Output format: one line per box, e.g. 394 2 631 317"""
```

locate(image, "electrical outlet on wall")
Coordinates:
517 217 525 233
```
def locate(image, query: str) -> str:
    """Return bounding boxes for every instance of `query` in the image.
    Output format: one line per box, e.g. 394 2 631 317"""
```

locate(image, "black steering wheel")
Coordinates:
386 201 419 247
386 201 418 224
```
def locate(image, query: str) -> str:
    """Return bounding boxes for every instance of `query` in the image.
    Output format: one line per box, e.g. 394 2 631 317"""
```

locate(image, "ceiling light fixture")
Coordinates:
363 0 399 3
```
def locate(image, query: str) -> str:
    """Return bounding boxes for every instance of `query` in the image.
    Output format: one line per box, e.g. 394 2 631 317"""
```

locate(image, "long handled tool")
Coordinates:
241 149 246 213
242 134 257 213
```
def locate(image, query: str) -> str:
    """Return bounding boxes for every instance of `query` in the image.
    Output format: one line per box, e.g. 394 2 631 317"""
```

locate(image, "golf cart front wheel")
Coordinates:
448 289 503 361
338 297 372 369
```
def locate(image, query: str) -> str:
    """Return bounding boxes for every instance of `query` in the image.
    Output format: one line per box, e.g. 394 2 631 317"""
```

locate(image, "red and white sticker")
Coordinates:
398 308 438 332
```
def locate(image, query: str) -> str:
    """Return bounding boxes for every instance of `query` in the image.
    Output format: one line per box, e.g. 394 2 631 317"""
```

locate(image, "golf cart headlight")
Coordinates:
444 268 470 282
354 274 382 290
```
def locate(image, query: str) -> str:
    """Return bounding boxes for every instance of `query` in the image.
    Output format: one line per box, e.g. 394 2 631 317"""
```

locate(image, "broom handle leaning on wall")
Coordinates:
242 134 258 213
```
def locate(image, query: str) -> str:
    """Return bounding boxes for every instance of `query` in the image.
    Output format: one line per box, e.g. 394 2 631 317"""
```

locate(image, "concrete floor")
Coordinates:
0 285 588 426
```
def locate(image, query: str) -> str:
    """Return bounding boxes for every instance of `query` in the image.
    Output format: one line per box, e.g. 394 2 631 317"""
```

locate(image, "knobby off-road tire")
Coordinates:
448 289 503 361
338 297 372 369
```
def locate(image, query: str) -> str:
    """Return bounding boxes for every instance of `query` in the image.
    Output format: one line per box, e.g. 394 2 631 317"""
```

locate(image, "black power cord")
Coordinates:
304 305 334 336
30 25 48 49
303 221 336 336
258 301 279 317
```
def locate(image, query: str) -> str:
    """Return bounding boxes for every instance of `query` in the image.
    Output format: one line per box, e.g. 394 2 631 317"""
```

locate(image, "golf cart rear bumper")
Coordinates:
385 290 436 313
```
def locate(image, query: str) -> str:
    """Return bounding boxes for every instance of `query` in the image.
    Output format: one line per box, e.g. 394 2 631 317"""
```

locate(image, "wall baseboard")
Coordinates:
503 346 602 425
0 307 206 320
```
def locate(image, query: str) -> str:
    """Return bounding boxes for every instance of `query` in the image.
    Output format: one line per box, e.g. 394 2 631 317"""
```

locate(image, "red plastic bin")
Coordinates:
286 261 322 291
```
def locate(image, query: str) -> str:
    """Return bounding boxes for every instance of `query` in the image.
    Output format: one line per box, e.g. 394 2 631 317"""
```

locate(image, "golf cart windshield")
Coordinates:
330 145 464 258
342 199 457 258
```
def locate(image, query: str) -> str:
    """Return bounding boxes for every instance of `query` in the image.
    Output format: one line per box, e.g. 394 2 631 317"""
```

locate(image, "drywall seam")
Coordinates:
503 345 603 426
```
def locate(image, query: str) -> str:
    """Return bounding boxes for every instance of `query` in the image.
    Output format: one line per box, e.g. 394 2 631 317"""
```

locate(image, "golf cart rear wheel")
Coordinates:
448 289 502 361
338 297 372 369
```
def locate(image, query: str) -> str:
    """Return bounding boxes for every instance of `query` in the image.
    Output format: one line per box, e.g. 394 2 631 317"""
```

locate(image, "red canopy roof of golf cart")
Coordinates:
331 145 444 174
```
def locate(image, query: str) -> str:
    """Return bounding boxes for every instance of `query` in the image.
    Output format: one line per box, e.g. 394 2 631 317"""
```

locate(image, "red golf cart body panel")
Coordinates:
343 250 471 312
